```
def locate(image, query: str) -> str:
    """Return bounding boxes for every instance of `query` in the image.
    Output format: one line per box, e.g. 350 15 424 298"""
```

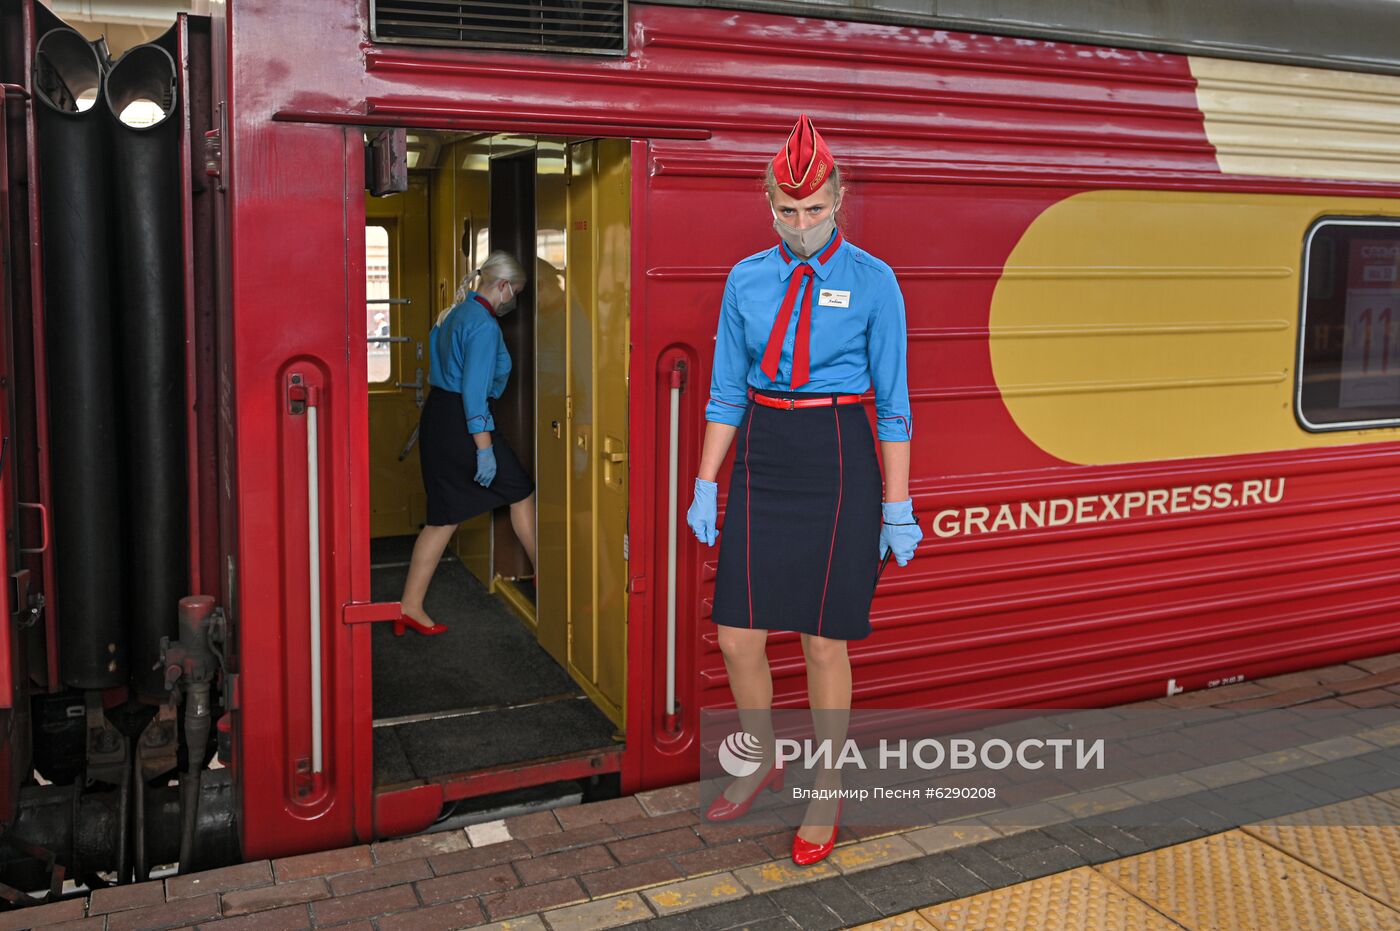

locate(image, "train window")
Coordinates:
1298 219 1400 430
366 225 392 384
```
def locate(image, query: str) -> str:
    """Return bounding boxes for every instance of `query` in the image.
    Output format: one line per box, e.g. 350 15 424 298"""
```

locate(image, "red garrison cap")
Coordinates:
772 114 834 200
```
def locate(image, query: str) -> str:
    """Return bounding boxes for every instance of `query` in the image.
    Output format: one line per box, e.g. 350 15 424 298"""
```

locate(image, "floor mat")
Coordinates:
383 697 619 782
370 536 618 786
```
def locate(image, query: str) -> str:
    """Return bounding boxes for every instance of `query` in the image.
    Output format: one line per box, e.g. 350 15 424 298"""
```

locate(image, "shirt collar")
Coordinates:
471 292 497 316
776 230 845 282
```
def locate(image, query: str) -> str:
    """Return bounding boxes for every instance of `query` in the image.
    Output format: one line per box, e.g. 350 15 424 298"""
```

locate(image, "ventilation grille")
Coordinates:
371 0 627 55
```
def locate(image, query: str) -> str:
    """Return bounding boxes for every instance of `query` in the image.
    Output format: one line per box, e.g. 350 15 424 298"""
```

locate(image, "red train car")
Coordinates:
5 0 1400 891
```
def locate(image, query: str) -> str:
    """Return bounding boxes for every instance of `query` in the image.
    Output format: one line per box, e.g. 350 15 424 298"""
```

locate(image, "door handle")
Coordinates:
603 452 627 463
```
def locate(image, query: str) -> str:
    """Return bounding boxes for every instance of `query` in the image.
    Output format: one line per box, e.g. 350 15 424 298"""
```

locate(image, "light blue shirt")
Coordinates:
705 233 913 441
428 293 511 433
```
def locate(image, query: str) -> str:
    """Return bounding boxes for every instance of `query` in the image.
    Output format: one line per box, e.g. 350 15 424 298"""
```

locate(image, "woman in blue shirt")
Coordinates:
686 117 923 865
397 250 535 635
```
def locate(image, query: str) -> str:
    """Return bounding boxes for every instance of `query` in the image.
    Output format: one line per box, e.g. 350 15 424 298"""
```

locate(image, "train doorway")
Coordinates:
358 133 630 805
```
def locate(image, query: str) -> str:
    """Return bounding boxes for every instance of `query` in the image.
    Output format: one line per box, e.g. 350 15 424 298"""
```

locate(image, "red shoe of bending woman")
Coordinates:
393 615 448 637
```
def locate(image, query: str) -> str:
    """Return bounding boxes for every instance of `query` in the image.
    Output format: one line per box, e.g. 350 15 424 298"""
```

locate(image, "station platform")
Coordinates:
6 651 1400 931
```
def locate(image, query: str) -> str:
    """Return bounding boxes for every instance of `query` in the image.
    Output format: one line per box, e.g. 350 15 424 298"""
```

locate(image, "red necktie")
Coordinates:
760 265 815 388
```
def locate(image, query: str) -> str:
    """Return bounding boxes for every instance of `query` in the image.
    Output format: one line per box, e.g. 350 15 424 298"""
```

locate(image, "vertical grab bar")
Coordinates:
288 374 324 781
665 362 686 732
306 399 323 775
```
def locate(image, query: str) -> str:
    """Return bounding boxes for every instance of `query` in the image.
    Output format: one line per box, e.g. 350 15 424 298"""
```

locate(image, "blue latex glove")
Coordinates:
879 499 922 566
475 446 497 486
687 478 719 546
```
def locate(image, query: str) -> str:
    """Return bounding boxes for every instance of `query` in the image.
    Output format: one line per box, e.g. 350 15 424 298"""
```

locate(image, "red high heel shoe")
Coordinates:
791 800 842 866
705 761 783 822
393 615 448 637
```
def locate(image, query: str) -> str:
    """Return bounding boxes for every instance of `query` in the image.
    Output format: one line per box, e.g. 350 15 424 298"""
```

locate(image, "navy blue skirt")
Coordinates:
712 390 882 640
420 388 534 526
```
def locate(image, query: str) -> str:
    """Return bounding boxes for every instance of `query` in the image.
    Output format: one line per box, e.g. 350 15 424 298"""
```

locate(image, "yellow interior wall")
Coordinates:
989 189 1400 465
428 139 493 580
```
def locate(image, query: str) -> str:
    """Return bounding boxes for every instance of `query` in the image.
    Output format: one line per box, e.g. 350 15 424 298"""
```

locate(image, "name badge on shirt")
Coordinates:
818 289 851 308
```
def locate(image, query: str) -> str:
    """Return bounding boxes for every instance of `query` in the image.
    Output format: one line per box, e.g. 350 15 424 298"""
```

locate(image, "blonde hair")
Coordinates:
444 249 528 322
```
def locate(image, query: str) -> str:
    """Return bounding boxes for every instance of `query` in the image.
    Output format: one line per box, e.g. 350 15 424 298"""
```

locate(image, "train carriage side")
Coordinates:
6 0 1400 884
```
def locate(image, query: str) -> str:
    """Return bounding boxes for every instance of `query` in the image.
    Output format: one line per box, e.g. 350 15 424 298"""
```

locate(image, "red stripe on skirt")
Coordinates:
817 406 844 637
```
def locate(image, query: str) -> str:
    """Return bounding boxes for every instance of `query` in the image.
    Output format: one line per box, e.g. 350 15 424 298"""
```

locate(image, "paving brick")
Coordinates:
326 857 432 896
504 811 564 840
672 841 770 878
734 857 837 893
515 845 617 885
1353 653 1400 674
609 810 701 840
194 903 310 931
903 822 998 854
756 831 796 860
859 877 955 916
105 894 220 931
0 897 87 930
642 873 748 916
635 784 700 817
1334 667 1400 696
945 844 1023 889
827 835 923 876
1000 843 1089 880
682 893 785 930
220 878 328 917
306 884 418 926
415 863 521 906
803 876 884 927
371 831 470 865
1341 688 1398 709
29 920 105 931
271 846 374 883
691 820 773 846
581 858 682 899
1220 686 1337 710
470 917 548 931
764 884 844 931
554 797 646 831
524 823 620 858
605 827 703 866
539 893 650 931
428 839 529 876
88 881 166 915
483 878 589 921
166 862 273 902
376 896 485 931
1040 822 1121 865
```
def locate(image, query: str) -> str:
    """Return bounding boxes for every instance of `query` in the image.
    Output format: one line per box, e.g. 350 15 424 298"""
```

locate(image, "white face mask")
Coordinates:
772 209 837 259
494 281 518 316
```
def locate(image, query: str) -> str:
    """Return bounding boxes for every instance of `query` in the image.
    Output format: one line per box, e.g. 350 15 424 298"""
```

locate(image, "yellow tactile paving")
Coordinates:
917 866 1184 931
1098 829 1400 931
849 912 936 931
1243 796 1400 909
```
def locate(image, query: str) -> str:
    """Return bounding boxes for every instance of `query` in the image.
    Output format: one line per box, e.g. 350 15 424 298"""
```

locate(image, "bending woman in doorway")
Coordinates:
398 250 537 635
686 116 923 865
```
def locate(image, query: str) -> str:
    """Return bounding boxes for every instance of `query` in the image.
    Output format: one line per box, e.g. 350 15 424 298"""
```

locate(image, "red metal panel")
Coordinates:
221 0 1400 850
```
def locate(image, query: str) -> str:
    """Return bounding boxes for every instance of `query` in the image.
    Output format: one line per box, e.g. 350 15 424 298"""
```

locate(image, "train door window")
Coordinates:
365 224 392 383
1298 219 1400 430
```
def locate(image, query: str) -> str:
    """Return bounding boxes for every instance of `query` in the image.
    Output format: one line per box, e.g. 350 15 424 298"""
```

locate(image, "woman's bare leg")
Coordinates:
399 523 457 628
717 626 776 802
798 633 852 844
510 493 538 574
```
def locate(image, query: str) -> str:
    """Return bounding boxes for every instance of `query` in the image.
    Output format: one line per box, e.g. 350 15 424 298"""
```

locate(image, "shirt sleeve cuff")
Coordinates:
876 416 912 442
467 413 495 433
705 397 747 426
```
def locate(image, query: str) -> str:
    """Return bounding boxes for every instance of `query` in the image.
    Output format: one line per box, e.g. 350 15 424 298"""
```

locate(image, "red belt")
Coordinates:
750 390 864 411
